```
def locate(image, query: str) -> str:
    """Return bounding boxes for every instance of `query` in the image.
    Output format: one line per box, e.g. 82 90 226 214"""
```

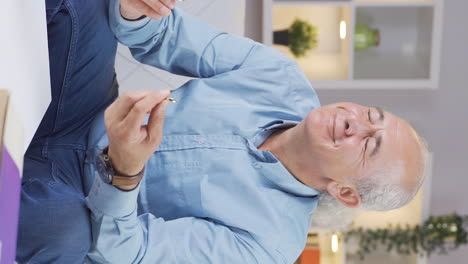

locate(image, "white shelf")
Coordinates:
262 0 444 89
275 0 352 6
354 53 430 80
354 5 434 80
356 0 435 6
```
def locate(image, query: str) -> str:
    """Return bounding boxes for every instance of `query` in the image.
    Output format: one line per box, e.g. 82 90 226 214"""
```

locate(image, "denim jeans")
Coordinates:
16 0 118 262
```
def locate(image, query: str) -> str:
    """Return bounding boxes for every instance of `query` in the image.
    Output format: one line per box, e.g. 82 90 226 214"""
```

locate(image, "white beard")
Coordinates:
310 192 360 231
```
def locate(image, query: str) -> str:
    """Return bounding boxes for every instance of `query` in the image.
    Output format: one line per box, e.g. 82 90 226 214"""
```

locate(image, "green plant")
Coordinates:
289 18 319 58
345 213 468 259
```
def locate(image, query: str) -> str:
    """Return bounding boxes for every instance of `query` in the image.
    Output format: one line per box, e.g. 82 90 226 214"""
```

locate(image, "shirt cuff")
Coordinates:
86 168 140 218
111 0 153 29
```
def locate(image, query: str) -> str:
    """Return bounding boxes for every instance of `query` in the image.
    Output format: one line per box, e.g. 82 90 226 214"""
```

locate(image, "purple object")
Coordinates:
0 146 21 264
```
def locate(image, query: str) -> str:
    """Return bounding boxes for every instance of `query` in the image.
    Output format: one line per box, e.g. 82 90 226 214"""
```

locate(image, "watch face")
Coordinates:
96 153 112 184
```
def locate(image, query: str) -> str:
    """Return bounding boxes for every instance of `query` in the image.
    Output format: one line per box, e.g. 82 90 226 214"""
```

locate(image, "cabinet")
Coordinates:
262 0 444 89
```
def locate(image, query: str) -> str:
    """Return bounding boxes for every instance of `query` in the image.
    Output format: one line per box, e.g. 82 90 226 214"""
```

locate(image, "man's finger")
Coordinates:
147 100 169 144
106 90 153 123
146 99 169 145
122 90 170 136
142 0 172 17
127 0 163 20
160 0 176 9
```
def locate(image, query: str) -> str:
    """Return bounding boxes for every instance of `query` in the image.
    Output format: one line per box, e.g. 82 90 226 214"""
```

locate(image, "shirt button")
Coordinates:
198 138 206 145
253 162 262 169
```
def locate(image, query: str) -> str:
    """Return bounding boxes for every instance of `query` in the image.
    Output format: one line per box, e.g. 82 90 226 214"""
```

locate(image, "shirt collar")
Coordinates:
251 120 300 149
249 120 321 198
261 159 321 197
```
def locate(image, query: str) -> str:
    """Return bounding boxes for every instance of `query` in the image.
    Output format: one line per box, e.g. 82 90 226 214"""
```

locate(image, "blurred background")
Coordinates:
1 0 466 263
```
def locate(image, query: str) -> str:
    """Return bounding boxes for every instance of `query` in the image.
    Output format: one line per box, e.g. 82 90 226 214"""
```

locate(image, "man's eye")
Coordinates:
367 108 372 124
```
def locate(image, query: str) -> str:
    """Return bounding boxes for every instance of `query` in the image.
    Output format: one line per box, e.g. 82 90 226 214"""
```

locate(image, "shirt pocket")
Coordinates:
141 135 248 220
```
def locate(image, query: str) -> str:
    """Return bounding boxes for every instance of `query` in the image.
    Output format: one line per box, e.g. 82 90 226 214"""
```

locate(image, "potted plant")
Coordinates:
273 18 319 58
354 24 380 51
345 213 468 259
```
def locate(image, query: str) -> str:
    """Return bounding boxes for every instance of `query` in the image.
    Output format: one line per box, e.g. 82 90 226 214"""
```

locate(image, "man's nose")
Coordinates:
345 119 381 137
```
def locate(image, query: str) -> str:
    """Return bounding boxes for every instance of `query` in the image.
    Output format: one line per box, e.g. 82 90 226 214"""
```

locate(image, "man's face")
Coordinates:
301 102 422 191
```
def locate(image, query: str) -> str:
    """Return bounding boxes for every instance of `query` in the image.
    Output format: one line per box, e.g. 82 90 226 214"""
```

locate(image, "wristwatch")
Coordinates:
95 146 144 191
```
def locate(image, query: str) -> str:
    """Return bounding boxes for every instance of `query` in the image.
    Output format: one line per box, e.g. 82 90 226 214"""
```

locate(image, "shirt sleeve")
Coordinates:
85 171 284 264
109 0 293 78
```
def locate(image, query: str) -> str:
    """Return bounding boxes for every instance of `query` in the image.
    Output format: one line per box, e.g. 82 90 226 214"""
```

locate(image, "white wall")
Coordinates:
116 0 246 93
0 0 51 153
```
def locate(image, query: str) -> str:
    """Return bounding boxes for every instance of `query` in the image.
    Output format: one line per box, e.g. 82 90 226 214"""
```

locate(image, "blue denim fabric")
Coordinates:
16 0 118 262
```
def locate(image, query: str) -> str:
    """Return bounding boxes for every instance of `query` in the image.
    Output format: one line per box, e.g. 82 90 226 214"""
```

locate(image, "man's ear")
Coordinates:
326 180 362 208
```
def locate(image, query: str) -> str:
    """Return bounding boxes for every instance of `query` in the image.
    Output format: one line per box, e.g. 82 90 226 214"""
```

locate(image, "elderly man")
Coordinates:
83 0 428 263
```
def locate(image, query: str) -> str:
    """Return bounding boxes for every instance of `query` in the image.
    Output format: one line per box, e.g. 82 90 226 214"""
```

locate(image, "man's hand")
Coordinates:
104 90 170 176
120 0 177 21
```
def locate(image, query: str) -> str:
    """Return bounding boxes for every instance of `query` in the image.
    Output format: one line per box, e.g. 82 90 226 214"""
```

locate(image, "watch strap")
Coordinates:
112 174 143 190
101 147 145 191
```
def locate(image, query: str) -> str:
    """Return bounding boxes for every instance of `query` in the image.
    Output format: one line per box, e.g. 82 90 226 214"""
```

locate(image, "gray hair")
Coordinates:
311 191 358 230
355 162 409 211
356 133 429 211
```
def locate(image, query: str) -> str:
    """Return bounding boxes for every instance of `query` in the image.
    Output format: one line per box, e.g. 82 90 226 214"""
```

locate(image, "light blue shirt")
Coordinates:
84 0 322 263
